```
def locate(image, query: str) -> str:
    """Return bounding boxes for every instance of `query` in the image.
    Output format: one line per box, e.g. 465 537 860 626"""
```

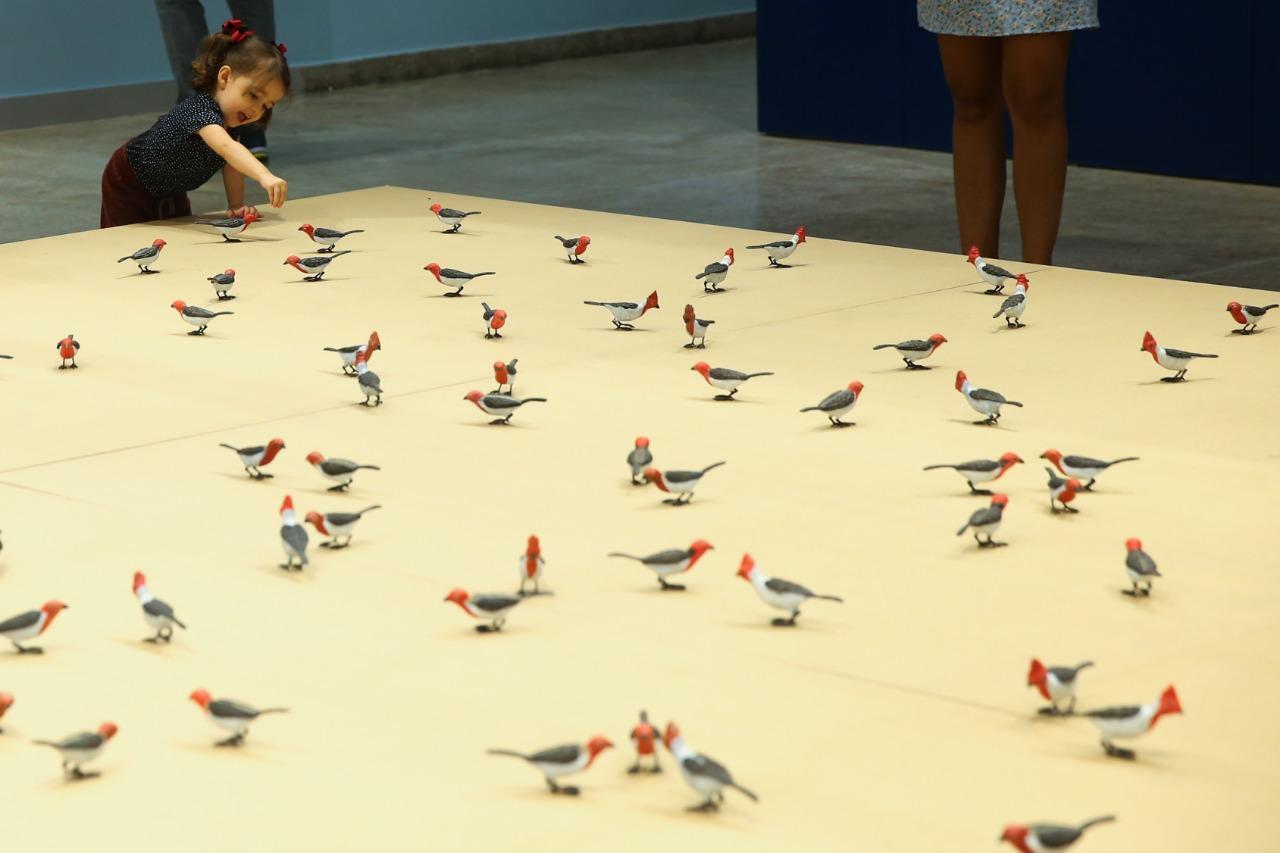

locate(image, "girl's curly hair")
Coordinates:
191 19 291 127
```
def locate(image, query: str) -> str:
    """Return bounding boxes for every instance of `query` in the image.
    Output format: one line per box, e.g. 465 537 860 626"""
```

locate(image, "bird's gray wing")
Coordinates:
209 699 260 719
764 577 814 597
472 595 521 613
662 470 702 484
527 744 581 764
815 389 855 411
1081 705 1142 719
1062 455 1108 469
954 459 1000 472
143 599 176 620
0 610 40 633
1029 826 1083 849
981 262 1016 278
969 388 1008 403
480 395 523 409
643 548 693 564
312 227 345 239
684 754 734 785
281 525 309 552
1125 550 1157 575
708 367 749 381
57 732 105 750
895 339 932 351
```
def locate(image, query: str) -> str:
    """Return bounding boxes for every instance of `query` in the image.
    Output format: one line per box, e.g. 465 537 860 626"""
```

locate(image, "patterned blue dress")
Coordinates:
918 0 1099 36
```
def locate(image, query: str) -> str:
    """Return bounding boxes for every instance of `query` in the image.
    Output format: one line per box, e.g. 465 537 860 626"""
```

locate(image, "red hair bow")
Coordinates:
274 41 288 57
221 18 254 42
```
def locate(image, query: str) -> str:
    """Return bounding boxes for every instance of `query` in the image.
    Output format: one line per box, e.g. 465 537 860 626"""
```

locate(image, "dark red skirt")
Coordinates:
99 142 191 228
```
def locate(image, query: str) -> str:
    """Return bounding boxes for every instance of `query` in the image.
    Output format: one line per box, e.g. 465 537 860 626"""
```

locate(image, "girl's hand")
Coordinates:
259 173 288 208
227 205 259 219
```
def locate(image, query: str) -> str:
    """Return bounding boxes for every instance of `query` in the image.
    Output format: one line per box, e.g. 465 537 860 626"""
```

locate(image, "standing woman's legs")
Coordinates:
154 0 209 102
1002 33 1073 264
937 35 1006 258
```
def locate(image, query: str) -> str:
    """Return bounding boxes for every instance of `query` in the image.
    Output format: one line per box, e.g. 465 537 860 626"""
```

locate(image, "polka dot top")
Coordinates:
125 92 228 197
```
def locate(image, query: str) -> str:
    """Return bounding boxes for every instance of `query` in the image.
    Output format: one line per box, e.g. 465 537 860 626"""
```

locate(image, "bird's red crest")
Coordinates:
1125 537 1143 552
662 722 681 749
585 735 613 763
848 380 864 395
367 331 381 352
954 370 968 392
966 245 980 264
1016 274 1030 290
430 203 443 214
283 255 302 267
691 362 711 379
736 553 756 579
928 332 948 347
0 692 13 713
725 247 735 264
644 291 660 311
464 390 484 404
635 436 650 449
1141 331 1157 352
1027 658 1047 686
527 535 540 557
152 238 167 248
132 571 147 593
642 468 665 490
304 511 326 532
795 226 806 243
999 825 1032 852
189 688 211 709
423 262 442 281
299 224 314 236
305 452 324 466
41 601 68 620
999 452 1023 467
1157 685 1182 719
280 494 295 514
443 588 470 609
576 236 591 253
991 494 1009 506
170 299 187 312
98 722 119 740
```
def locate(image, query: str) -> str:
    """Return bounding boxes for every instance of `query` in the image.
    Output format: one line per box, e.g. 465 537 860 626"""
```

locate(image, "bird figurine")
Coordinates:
872 333 947 369
1122 538 1160 597
967 246 1020 294
643 462 726 506
487 736 613 795
463 391 547 425
663 722 758 812
955 370 1022 425
304 452 381 491
626 436 653 484
207 268 236 300
608 540 714 591
0 600 69 654
1140 330 1217 382
492 358 518 394
283 251 350 281
690 362 773 401
117 238 166 273
304 505 380 549
324 331 381 377
695 248 734 292
354 350 382 406
278 495 309 571
584 291 660 330
298 223 364 252
956 494 1009 547
481 302 507 338
56 334 80 369
628 711 661 774
132 572 186 644
195 212 258 242
1039 450 1138 491
683 304 714 348
1081 685 1181 759
423 262 494 296
1045 467 1083 514
800 381 863 427
517 534 548 596
219 437 285 479
746 226 805 268
736 554 842 627
1000 816 1114 852
444 588 521 633
431 203 482 233
923 452 1023 495
993 274 1030 328
170 300 233 336
1226 300 1278 334
34 722 117 779
555 234 590 263
1028 659 1094 716
189 689 287 747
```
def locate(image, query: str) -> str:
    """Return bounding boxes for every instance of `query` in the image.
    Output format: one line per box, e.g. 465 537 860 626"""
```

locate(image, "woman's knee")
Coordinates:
1003 78 1064 127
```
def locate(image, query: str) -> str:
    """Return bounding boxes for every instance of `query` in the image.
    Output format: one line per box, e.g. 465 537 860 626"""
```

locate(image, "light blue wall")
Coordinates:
1 0 752 98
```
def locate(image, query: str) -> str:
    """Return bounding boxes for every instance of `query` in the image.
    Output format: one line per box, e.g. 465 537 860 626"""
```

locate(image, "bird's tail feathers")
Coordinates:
1264 304 1280 310
33 740 60 748
1191 353 1218 358
342 230 365 236
1109 457 1140 465
1074 661 1095 673
921 464 954 471
814 594 843 603
700 461 727 474
173 617 188 630
257 708 289 715
956 524 970 536
1079 816 1116 831
471 271 496 278
116 256 130 262
355 465 382 471
1004 400 1024 407
487 748 527 759
799 406 821 412
359 505 383 515
583 300 606 306
329 250 353 258
607 553 642 562
211 311 235 317
521 398 548 404
219 443 239 451
465 211 482 216
871 344 895 350
731 783 760 802
745 243 766 249
746 372 775 379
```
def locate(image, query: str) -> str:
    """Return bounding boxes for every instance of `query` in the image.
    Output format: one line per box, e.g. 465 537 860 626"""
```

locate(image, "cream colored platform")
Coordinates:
0 187 1276 851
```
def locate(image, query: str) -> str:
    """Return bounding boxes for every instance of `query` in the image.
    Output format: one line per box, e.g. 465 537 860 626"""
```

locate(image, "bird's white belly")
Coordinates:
963 468 999 484
327 520 358 538
971 519 1002 536
209 713 250 734
663 476 699 494
681 765 724 795
143 611 171 630
1061 462 1101 479
2 622 42 642
1090 714 1149 739
1156 350 1190 371
533 754 586 780
965 395 1002 415
768 242 797 260
650 558 691 577
1046 674 1072 703
180 313 207 327
61 746 103 766
707 375 741 391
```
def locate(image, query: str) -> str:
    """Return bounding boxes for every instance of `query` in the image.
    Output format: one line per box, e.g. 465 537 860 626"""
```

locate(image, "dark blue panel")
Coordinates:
759 0 1276 185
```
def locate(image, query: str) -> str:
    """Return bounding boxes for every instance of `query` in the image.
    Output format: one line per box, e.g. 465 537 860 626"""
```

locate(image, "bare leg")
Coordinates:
1003 32 1072 264
937 35 1006 258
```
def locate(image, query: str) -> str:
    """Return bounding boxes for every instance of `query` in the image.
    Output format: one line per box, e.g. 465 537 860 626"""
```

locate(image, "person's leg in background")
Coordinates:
1002 33 1073 265
154 0 209 103
226 0 277 160
937 35 1006 259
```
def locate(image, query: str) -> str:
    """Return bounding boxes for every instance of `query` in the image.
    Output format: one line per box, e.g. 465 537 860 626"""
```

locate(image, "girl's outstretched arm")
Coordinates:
221 163 255 217
199 124 288 207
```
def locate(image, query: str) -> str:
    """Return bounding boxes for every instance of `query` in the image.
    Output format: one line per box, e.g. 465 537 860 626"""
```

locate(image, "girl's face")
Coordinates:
214 65 286 127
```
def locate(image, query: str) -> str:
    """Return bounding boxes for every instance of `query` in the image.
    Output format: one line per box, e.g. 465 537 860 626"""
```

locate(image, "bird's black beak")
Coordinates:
282 260 288 265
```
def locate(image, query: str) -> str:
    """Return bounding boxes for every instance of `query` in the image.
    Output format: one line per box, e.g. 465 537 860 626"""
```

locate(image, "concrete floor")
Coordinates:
3 38 1277 291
